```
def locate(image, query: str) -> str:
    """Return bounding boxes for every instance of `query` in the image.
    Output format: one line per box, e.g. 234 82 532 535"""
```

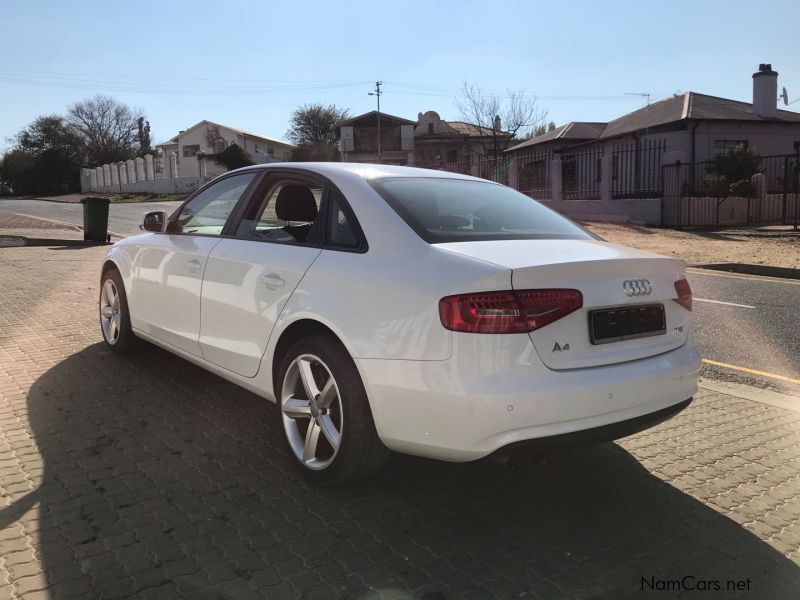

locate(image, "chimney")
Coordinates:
493 115 502 131
752 63 778 118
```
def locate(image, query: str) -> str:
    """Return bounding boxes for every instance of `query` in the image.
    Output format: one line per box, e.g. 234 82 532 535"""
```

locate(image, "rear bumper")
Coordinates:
489 397 692 464
356 337 700 462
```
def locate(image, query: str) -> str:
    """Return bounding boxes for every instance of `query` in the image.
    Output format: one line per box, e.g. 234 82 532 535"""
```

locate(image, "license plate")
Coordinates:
589 304 666 345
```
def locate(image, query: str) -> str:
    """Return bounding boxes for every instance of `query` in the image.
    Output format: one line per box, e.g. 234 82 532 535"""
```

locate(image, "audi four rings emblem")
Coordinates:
623 279 652 296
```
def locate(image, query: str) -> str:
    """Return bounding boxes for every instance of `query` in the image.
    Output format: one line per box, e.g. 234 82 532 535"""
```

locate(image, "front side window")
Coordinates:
183 145 200 158
236 180 323 244
371 177 591 243
171 173 256 236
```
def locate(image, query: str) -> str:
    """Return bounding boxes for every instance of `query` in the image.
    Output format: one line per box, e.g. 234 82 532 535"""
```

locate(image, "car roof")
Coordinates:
235 162 489 184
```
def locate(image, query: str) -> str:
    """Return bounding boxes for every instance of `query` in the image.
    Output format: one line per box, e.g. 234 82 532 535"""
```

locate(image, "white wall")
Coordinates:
88 175 214 195
694 121 800 161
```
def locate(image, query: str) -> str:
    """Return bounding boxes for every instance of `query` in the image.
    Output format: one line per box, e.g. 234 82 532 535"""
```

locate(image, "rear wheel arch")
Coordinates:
271 319 344 394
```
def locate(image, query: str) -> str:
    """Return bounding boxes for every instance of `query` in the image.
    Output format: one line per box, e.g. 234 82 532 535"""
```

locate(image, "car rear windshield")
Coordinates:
370 177 592 243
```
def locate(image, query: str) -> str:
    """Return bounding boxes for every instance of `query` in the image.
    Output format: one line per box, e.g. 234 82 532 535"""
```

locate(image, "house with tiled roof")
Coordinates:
156 120 294 178
507 64 800 164
338 110 512 167
414 111 513 168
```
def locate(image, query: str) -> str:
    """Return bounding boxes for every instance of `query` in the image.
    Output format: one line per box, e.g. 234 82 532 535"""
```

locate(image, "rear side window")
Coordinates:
370 177 591 243
327 192 361 250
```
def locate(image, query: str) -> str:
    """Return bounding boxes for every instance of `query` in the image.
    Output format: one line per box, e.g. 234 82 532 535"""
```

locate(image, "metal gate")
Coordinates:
662 154 800 228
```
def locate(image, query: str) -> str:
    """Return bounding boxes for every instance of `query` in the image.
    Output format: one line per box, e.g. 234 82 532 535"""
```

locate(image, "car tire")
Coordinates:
99 268 136 354
275 334 389 485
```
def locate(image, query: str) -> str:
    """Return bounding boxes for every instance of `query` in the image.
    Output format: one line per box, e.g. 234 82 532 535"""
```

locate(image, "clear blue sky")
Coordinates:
1 0 799 152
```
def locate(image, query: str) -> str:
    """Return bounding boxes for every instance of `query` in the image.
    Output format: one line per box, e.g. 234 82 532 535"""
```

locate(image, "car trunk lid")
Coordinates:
435 239 691 369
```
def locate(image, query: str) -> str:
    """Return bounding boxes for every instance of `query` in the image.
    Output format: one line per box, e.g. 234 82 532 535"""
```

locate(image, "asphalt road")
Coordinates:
0 198 182 236
688 267 800 395
2 198 798 396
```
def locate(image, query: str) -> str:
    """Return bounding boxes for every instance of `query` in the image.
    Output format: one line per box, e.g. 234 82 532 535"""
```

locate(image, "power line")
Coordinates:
0 70 663 102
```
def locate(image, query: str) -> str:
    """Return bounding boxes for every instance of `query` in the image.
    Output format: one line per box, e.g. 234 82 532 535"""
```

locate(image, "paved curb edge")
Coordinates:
699 377 800 413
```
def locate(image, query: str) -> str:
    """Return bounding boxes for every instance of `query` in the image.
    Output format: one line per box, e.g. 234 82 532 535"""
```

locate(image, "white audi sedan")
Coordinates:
99 163 700 484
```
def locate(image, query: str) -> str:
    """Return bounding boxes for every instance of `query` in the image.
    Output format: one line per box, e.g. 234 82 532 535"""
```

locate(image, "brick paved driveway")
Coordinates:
0 245 799 599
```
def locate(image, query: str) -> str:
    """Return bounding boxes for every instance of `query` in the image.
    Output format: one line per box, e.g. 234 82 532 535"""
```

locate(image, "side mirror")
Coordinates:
140 211 168 232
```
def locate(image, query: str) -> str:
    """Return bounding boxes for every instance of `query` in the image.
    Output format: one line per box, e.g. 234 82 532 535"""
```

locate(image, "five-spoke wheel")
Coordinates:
276 334 389 484
100 279 122 345
281 354 344 470
99 268 135 353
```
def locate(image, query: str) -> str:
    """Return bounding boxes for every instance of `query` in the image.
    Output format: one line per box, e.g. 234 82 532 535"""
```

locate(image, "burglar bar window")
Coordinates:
713 140 748 155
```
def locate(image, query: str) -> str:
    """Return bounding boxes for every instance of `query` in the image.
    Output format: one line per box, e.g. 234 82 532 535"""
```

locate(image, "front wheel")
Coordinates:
276 334 388 484
99 269 136 353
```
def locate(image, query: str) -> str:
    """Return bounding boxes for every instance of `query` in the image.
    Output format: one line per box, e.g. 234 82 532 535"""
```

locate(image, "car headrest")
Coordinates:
275 185 318 222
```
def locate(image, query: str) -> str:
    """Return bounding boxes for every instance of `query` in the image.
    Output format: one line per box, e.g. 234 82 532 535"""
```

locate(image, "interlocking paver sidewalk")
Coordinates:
0 245 798 599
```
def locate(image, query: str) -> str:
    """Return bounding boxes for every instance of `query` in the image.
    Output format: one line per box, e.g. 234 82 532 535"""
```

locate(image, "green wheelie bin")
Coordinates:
80 196 111 242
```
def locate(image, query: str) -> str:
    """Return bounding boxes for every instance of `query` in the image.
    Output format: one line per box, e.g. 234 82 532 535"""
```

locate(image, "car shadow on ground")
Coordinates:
19 342 800 599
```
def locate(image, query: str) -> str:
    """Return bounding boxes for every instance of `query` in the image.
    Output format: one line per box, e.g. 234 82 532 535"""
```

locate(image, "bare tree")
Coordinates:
67 95 144 165
455 82 547 159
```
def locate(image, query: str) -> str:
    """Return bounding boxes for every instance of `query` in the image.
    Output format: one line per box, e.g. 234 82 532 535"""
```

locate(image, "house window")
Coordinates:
267 147 275 156
447 149 458 163
428 123 434 134
183 145 200 158
713 140 748 156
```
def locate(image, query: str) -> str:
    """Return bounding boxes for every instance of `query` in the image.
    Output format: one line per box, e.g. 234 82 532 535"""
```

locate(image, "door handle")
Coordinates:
259 273 285 291
186 258 202 274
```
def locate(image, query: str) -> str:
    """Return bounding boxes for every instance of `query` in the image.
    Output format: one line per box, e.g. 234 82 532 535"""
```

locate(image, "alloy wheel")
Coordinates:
100 279 121 345
281 354 343 470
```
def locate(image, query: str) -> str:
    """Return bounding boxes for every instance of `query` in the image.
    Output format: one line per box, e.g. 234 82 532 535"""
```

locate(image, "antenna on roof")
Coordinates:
780 86 789 105
625 92 651 106
625 92 651 140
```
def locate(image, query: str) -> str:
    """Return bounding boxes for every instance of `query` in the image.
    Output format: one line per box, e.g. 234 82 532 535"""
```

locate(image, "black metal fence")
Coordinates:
611 139 667 199
517 149 553 199
413 158 473 176
561 147 603 200
662 153 800 227
414 141 668 202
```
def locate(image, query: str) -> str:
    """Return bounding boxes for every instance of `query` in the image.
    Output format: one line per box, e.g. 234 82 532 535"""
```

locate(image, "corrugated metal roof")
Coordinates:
599 92 800 139
506 122 605 152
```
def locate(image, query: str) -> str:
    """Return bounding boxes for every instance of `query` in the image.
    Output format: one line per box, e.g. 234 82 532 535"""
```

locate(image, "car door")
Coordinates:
198 174 327 376
131 172 258 356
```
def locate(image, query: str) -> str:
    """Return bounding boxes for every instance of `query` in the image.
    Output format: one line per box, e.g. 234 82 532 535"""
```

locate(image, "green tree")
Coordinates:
704 145 761 197
285 103 349 161
0 115 83 195
137 117 152 156
207 143 254 171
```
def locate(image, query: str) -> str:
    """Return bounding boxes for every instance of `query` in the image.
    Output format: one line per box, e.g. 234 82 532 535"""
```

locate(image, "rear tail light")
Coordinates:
439 289 583 334
673 278 692 311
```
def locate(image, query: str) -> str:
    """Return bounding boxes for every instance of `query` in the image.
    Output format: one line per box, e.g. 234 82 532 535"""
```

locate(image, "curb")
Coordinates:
0 235 111 248
692 262 800 281
7 212 126 240
699 378 799 413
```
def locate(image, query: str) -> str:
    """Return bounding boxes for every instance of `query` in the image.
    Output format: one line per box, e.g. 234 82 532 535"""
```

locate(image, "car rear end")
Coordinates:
358 174 700 461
